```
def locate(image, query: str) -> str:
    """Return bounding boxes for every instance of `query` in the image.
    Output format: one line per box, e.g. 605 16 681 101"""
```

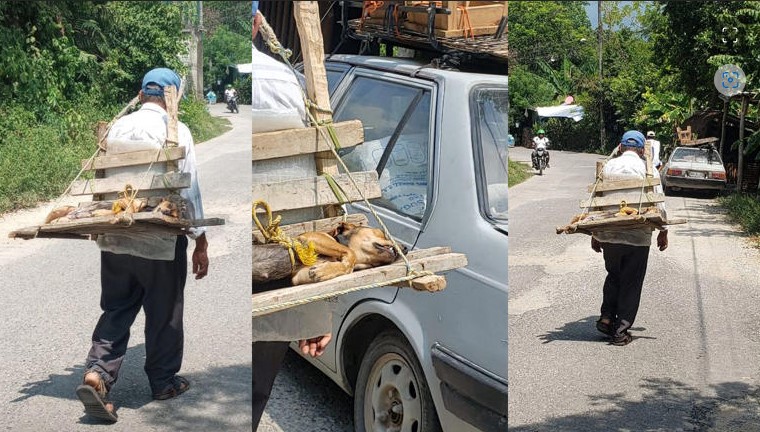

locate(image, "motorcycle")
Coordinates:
227 95 239 113
533 147 548 175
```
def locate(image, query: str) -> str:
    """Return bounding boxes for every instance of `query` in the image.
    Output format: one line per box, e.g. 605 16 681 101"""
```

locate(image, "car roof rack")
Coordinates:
335 1 508 73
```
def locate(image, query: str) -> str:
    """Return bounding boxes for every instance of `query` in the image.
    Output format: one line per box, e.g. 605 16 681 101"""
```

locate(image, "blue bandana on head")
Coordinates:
141 68 181 97
620 130 645 148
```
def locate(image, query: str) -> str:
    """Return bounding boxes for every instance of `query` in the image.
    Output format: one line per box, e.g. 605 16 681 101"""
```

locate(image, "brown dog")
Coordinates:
290 222 405 286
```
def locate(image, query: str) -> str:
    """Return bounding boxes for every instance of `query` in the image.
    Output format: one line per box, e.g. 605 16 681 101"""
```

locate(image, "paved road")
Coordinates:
508 146 760 431
258 350 354 432
0 103 253 431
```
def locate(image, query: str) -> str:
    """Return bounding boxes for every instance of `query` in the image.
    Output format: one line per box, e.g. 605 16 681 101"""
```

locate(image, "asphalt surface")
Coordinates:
0 103 253 431
508 146 760 431
257 350 354 432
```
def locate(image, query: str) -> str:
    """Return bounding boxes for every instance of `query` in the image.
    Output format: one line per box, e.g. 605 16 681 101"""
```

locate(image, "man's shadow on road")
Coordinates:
11 343 252 429
537 315 656 344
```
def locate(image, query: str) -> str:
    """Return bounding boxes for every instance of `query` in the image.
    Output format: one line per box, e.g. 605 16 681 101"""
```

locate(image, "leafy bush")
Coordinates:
179 96 232 144
720 193 760 237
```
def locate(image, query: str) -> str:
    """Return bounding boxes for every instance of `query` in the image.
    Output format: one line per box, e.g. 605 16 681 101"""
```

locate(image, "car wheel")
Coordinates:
354 331 441 432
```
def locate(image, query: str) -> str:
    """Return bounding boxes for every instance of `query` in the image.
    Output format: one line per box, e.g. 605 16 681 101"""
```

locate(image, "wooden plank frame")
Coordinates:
587 178 661 192
252 120 364 161
10 214 224 240
580 193 665 209
69 172 190 196
252 171 382 212
252 247 467 317
82 147 186 170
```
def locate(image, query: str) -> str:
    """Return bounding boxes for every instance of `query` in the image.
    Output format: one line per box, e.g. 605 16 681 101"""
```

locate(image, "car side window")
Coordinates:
334 76 432 220
326 67 348 96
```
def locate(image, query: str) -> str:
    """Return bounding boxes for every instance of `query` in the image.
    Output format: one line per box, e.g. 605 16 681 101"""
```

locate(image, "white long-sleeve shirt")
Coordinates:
592 150 666 247
252 45 307 132
96 102 205 260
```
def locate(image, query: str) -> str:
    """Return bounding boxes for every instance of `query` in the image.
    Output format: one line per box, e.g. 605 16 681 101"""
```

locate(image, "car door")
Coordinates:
312 65 438 373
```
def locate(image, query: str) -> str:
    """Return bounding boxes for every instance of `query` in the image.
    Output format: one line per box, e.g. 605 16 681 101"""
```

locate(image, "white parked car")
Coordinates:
661 146 727 196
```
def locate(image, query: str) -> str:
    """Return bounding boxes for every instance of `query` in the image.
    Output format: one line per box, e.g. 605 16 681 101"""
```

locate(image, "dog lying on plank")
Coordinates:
252 222 406 286
44 195 183 224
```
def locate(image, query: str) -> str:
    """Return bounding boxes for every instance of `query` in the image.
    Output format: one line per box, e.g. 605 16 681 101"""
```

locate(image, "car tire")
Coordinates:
663 184 670 196
354 331 441 432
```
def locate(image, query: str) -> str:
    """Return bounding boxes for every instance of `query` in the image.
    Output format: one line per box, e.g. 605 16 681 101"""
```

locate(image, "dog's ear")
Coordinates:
334 222 358 236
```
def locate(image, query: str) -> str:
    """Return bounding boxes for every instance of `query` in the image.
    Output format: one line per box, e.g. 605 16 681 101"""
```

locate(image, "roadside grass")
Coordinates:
509 158 533 187
719 193 760 242
0 98 230 214
180 97 232 144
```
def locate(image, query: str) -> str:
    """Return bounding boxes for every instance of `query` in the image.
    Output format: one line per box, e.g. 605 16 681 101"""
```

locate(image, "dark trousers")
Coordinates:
86 235 188 394
600 242 650 331
252 341 290 430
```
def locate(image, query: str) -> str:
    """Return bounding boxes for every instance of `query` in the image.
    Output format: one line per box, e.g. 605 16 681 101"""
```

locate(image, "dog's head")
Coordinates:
332 222 407 267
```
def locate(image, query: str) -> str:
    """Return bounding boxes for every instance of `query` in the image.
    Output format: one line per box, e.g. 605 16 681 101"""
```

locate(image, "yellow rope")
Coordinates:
252 200 319 268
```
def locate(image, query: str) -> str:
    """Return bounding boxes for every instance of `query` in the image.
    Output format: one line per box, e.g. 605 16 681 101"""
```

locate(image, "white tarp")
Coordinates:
535 104 585 122
236 63 252 74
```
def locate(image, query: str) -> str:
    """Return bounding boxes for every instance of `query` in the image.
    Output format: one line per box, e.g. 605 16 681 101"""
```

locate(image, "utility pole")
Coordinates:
598 1 605 150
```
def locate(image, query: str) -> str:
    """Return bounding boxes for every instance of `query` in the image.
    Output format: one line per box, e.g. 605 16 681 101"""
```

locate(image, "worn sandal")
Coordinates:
611 331 633 346
76 371 117 422
152 375 190 400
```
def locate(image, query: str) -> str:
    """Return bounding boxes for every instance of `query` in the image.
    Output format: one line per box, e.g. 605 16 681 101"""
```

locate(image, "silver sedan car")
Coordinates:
295 55 508 432
661 146 727 196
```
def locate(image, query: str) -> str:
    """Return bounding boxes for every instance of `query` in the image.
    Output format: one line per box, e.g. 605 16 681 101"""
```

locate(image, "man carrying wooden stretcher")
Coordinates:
251 3 333 428
76 68 210 422
590 130 669 346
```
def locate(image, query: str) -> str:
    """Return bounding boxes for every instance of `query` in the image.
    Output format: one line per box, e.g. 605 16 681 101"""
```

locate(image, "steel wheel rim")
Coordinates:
363 352 422 432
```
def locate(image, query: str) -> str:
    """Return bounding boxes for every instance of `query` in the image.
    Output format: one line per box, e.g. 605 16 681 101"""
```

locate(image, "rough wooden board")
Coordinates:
252 120 364 161
580 193 665 209
252 172 381 212
391 274 447 292
82 147 186 170
69 172 190 196
252 213 369 244
252 251 467 317
681 137 719 147
10 214 224 239
556 214 687 235
403 21 500 37
587 178 661 192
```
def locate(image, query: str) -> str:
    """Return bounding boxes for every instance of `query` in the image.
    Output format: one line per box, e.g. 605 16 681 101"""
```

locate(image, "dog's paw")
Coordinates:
308 266 327 282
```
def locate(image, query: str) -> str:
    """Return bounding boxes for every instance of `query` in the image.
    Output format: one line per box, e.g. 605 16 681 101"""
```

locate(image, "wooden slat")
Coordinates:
82 147 186 170
10 214 224 239
403 21 500 37
392 274 447 292
252 251 467 317
69 173 190 196
252 120 364 161
681 137 719 147
580 193 665 209
252 213 369 244
556 214 687 235
252 172 382 212
587 178 661 192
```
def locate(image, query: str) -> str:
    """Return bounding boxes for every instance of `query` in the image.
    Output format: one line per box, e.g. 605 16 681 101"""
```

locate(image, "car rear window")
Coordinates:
671 147 723 165
472 87 508 223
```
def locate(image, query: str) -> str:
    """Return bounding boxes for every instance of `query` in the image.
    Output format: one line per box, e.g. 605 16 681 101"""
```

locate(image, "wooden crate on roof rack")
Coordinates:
252 1 468 317
9 86 224 241
404 1 508 38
